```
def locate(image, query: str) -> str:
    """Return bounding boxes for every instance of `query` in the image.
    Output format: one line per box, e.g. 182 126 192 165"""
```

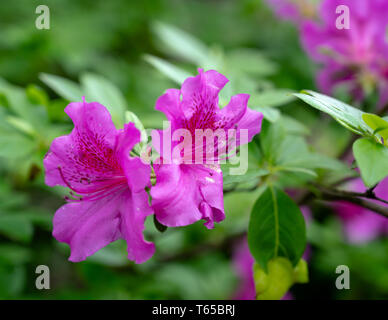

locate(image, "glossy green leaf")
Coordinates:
353 138 388 187
362 113 388 143
248 186 306 271
295 90 371 136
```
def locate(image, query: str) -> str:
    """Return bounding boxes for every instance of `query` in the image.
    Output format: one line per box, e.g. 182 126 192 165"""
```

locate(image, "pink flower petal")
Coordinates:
151 163 224 229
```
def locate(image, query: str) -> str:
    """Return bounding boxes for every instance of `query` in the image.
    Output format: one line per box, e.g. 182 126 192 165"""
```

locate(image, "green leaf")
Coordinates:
223 169 269 186
362 113 388 143
0 134 36 159
0 78 47 127
248 186 306 272
280 115 310 135
259 120 287 164
39 73 83 101
26 84 49 106
81 73 127 128
353 138 388 187
294 259 309 284
226 49 277 76
295 90 371 136
144 54 192 84
251 106 280 123
253 257 308 300
0 245 31 265
0 215 33 243
250 89 295 108
6 116 36 136
277 166 318 178
152 21 210 66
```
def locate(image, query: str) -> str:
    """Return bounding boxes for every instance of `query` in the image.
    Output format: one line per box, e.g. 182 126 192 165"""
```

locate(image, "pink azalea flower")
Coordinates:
266 0 319 25
151 69 263 229
301 0 388 105
336 178 388 243
233 207 311 300
44 100 155 263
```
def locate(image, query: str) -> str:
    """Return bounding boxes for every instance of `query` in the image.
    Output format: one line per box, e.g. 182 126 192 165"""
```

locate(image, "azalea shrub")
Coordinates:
0 0 387 300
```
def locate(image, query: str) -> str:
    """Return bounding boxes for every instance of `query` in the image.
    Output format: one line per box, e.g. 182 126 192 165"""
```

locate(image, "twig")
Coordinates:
316 185 388 218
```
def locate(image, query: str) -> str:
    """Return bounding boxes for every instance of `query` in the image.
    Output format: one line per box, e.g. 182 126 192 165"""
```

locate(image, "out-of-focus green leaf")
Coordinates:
353 138 388 187
0 265 26 297
226 49 277 76
0 215 33 243
39 73 83 101
26 84 49 106
248 186 306 271
152 21 210 66
81 73 127 128
251 106 280 123
0 245 31 265
250 89 295 108
0 78 48 128
6 116 36 136
280 115 310 135
144 54 192 84
0 134 36 159
223 169 269 186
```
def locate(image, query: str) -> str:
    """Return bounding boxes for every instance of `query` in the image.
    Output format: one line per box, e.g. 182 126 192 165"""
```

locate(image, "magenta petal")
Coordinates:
155 88 182 122
65 101 117 147
117 123 151 192
236 108 264 144
151 163 224 229
53 190 154 264
220 93 263 145
44 135 74 187
46 100 155 263
120 190 155 263
181 69 229 100
151 164 202 227
220 94 250 127
44 100 121 193
53 193 122 262
180 69 229 118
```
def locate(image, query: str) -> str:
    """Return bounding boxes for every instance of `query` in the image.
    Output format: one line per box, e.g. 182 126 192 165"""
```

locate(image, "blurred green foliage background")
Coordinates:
0 0 387 299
